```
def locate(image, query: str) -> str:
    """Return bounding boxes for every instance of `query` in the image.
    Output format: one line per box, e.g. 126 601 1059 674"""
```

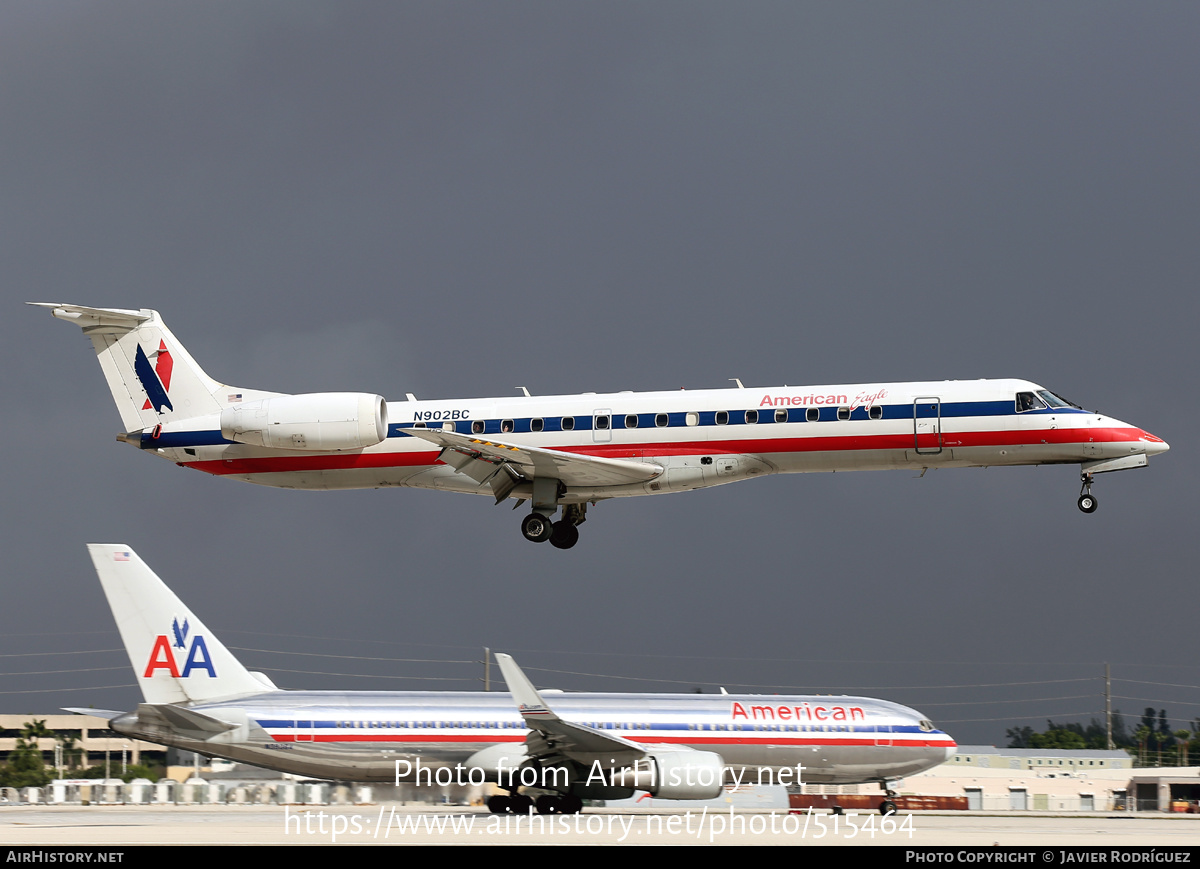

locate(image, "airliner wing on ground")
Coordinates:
35 304 1169 548
80 544 955 815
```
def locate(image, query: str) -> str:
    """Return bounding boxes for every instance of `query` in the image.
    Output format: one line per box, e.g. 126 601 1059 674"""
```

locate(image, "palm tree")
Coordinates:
1175 730 1192 767
1134 725 1151 766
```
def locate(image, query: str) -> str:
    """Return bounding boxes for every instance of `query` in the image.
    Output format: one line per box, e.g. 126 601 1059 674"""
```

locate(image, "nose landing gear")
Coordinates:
1077 472 1098 514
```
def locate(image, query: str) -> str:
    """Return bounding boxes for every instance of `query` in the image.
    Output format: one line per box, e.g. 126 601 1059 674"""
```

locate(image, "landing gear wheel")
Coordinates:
521 513 554 543
560 795 583 814
831 805 844 815
879 800 897 815
509 793 534 814
549 521 580 550
536 794 563 815
1077 472 1098 514
487 795 512 814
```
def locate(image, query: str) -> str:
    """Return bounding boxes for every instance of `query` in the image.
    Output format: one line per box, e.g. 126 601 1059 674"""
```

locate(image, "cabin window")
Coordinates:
745 410 758 424
501 419 514 433
531 418 544 432
442 422 454 432
625 414 638 428
655 413 669 427
413 422 427 429
806 408 819 422
774 408 788 423
595 414 610 430
562 417 575 431
715 411 729 425
837 406 850 421
686 412 699 426
869 405 883 420
471 420 484 434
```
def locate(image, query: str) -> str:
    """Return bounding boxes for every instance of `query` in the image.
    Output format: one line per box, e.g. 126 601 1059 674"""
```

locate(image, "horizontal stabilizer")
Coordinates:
27 302 150 331
62 707 127 720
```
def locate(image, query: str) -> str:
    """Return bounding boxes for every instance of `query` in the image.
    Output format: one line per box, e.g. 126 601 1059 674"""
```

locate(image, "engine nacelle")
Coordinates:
220 393 388 451
611 750 726 800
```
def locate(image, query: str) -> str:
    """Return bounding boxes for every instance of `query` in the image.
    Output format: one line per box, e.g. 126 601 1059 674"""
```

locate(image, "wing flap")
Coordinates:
403 427 662 488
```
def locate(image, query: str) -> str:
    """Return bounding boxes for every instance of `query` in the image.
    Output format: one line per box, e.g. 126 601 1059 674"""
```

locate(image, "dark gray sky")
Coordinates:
1 2 1197 747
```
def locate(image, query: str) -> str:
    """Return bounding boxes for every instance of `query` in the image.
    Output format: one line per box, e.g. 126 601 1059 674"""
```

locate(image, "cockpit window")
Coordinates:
919 719 934 732
1036 390 1081 410
1015 392 1047 413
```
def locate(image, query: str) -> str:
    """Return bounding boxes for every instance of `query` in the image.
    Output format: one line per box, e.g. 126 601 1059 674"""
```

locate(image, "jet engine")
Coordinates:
610 750 726 800
220 393 388 451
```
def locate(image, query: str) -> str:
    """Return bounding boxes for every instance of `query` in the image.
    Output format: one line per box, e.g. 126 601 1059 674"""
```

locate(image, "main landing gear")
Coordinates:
486 791 583 815
879 787 899 815
520 501 586 549
1077 472 1098 514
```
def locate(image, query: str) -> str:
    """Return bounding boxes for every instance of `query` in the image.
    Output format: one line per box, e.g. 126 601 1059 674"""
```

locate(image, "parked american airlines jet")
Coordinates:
34 304 1168 548
77 544 956 814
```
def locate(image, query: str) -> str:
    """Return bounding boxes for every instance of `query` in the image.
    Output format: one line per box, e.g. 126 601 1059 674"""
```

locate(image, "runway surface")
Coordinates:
2 806 1198 846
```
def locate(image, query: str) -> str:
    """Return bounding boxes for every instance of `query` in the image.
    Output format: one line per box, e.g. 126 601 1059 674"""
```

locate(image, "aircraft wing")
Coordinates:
403 427 662 495
495 653 647 765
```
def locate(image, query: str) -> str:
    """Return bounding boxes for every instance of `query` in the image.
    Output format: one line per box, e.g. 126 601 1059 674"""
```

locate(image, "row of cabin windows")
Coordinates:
415 406 885 433
330 720 880 733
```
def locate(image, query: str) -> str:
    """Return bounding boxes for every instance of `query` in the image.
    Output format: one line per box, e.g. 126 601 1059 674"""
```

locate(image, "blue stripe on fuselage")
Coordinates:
388 400 1087 438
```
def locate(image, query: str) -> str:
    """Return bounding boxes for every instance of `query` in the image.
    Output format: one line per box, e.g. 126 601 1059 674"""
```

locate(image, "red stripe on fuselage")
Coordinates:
179 427 1143 477
269 732 953 748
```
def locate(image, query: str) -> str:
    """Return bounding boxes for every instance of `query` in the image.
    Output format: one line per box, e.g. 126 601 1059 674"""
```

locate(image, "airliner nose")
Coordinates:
1140 431 1169 455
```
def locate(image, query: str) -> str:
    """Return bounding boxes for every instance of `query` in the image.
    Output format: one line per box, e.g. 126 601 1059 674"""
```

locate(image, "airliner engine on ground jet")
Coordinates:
76 544 956 815
34 304 1168 548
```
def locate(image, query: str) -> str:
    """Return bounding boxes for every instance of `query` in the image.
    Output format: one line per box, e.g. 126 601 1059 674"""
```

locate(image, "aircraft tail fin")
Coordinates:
87 544 275 705
30 303 229 432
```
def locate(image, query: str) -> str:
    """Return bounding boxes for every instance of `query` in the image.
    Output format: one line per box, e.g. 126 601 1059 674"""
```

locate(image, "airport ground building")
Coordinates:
0 713 155 773
903 746 1197 813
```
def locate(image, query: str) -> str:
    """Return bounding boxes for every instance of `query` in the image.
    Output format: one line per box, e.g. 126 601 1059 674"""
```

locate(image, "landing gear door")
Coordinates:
913 398 942 455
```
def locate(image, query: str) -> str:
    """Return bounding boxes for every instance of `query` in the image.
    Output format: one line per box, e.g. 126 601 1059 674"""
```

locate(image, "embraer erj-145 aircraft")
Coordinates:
79 544 956 815
35 304 1168 548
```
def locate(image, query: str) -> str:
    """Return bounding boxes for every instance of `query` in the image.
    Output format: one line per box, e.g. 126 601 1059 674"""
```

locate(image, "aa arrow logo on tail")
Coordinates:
144 618 215 678
134 340 174 413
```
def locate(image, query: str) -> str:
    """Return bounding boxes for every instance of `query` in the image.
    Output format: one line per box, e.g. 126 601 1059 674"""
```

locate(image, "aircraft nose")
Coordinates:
1139 431 1169 455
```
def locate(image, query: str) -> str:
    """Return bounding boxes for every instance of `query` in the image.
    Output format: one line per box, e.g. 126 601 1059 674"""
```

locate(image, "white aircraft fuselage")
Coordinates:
111 689 954 789
34 304 1168 546
84 545 953 813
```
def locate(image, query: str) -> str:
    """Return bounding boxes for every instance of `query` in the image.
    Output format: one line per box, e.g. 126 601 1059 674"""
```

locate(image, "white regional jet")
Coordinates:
34 304 1168 548
77 544 956 814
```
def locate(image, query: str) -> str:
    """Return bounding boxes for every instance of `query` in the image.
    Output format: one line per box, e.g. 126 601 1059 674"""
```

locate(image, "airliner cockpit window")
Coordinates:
1036 390 1082 410
1016 392 1046 413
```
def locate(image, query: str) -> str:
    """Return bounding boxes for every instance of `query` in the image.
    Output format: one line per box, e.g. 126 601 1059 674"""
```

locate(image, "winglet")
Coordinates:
495 653 559 723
